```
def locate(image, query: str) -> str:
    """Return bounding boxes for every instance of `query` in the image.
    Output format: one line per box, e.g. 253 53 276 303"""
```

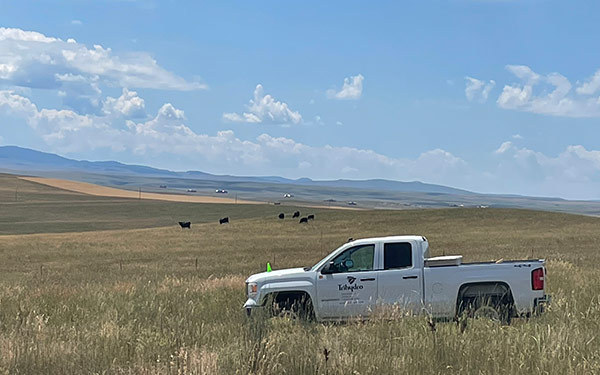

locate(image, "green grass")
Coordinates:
1 174 600 374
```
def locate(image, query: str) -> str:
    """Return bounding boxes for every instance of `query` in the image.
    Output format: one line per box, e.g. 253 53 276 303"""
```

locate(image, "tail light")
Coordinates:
532 267 545 290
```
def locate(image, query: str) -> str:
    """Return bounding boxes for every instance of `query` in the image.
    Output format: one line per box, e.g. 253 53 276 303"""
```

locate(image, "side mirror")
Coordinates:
321 261 336 275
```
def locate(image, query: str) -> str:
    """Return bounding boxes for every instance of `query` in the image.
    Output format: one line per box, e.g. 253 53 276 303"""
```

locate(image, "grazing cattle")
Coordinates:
219 217 229 225
278 213 285 219
307 214 315 220
178 221 191 229
299 217 308 224
292 211 300 218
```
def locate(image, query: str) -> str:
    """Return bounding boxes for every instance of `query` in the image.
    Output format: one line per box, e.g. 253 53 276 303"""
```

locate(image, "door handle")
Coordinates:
402 275 418 279
360 278 376 281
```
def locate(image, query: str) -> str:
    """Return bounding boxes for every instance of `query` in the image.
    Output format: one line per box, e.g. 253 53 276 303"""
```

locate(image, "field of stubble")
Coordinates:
1 174 600 374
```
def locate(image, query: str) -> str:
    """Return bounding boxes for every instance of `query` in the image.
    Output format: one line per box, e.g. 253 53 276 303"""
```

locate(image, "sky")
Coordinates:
1 1 600 199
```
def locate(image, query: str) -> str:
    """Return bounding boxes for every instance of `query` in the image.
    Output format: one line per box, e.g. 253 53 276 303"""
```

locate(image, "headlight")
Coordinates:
247 282 258 297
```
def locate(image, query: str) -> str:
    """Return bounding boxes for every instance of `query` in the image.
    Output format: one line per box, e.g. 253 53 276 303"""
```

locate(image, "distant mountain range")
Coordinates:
0 145 472 195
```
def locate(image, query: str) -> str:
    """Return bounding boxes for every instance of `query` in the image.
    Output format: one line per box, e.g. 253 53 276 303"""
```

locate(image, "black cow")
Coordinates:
299 217 308 224
219 217 229 224
278 213 285 219
307 214 315 220
178 221 191 229
292 211 300 218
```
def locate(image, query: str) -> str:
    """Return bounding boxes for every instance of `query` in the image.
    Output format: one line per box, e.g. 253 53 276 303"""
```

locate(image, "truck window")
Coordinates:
330 244 375 273
384 242 412 269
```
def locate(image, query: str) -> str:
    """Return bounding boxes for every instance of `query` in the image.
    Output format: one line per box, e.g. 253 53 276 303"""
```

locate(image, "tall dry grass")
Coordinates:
1 208 600 374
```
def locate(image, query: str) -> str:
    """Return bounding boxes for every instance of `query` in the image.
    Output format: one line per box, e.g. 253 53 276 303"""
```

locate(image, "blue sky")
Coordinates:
1 1 600 199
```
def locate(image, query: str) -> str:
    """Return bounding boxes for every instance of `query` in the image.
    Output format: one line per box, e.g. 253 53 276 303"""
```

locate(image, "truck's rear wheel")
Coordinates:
457 283 514 325
473 305 500 321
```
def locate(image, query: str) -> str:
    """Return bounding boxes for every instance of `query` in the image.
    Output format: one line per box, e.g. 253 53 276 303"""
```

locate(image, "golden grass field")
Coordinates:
1 173 600 374
19 177 262 205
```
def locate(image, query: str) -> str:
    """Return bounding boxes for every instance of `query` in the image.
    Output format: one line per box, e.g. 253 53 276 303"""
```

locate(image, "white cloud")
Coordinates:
0 28 57 43
223 84 302 124
506 65 540 84
102 88 146 118
327 74 364 100
490 141 600 198
71 20 83 26
298 161 312 169
495 141 513 154
0 27 206 93
5 88 600 199
497 65 600 118
0 89 466 183
464 76 495 102
341 166 358 174
512 134 523 140
576 69 600 95
311 115 324 126
53 73 102 114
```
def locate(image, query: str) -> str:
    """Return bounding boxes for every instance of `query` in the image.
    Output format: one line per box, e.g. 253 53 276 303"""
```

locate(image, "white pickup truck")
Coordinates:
244 235 549 322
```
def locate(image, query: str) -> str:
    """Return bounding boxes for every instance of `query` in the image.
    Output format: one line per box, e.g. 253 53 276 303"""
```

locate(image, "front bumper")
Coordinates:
244 297 258 316
244 297 258 309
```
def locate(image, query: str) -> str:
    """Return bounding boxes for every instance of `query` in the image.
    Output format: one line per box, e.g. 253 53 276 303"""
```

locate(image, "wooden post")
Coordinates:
320 228 323 254
195 258 198 270
39 264 43 277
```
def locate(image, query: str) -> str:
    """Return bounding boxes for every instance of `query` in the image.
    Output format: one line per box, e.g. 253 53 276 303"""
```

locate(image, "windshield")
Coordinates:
309 242 346 271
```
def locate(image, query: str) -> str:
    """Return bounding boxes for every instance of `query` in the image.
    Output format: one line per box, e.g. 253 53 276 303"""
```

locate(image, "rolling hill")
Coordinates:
0 145 471 195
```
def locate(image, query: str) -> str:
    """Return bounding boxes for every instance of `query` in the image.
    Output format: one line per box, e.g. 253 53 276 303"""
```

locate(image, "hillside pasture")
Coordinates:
1 174 600 374
0 174 315 235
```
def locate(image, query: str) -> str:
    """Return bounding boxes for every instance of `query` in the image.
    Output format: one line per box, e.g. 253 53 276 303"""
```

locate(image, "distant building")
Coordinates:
215 189 228 194
187 188 197 192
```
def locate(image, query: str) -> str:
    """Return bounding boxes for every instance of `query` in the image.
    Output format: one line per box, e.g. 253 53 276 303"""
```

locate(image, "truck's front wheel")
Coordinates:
271 292 314 321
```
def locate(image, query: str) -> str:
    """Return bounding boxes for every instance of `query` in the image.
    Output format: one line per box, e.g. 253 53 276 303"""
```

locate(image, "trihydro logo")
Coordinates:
338 276 363 291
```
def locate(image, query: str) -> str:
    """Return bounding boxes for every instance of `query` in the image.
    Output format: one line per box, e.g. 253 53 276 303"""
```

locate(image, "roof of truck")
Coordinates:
348 235 426 245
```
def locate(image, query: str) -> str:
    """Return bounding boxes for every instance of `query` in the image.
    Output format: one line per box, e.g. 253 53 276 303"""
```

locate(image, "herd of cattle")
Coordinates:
279 211 315 223
178 210 315 229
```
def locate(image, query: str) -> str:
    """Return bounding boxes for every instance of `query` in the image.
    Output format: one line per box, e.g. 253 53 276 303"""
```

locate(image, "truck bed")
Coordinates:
423 259 545 318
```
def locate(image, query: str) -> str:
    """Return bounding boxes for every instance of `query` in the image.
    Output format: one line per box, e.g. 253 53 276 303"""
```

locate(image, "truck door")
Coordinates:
316 243 379 319
377 242 422 314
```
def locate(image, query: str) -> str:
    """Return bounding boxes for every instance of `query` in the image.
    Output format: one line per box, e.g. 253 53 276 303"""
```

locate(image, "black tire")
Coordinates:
272 294 314 321
460 297 512 325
